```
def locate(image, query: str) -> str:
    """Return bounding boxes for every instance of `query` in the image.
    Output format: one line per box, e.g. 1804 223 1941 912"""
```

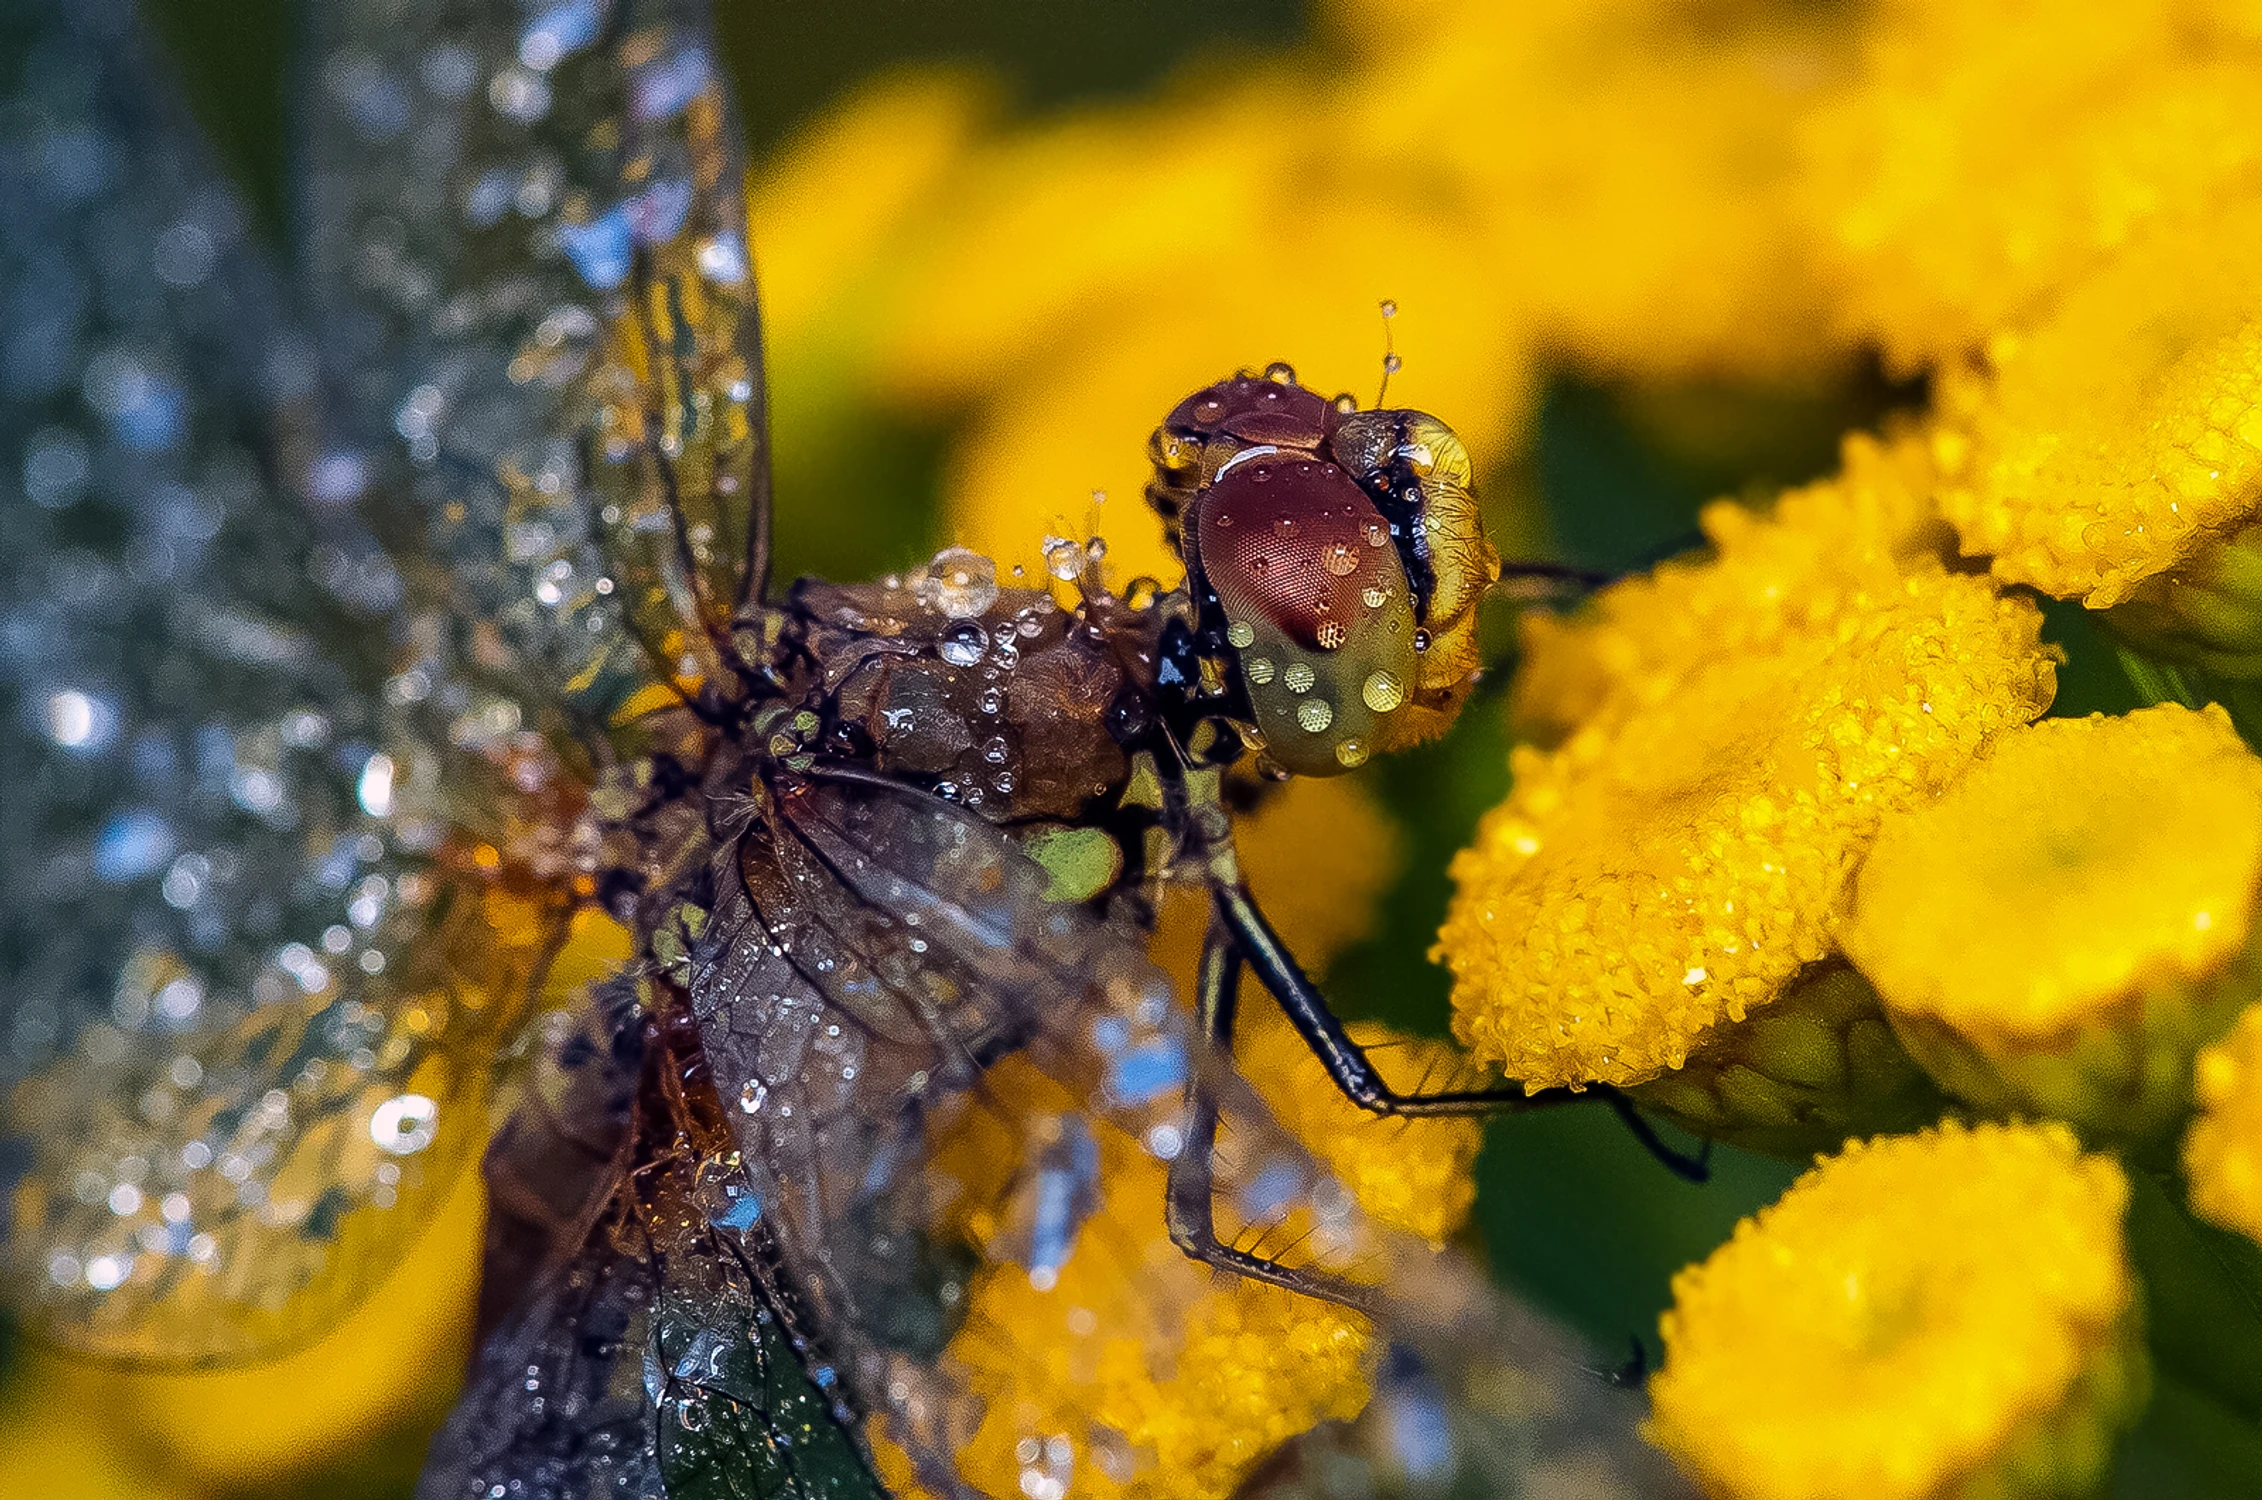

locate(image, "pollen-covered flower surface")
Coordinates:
1439 439 2057 1091
1846 704 2262 1137
1649 1122 2146 1500
1929 204 2262 612
2186 1003 2262 1249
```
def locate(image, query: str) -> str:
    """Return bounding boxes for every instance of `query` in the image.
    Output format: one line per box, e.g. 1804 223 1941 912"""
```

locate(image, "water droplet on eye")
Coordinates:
1226 621 1256 649
1282 662 1316 694
1364 521 1390 548
938 619 987 667
1045 537 1083 581
1323 542 1358 577
1361 670 1405 713
740 1080 768 1113
1413 628 1432 652
1296 698 1335 733
1272 515 1295 538
1362 585 1389 609
1315 620 1347 649
1196 397 1225 422
1245 656 1276 686
1213 510 1233 528
1253 467 1274 485
1335 738 1370 769
1249 555 1272 577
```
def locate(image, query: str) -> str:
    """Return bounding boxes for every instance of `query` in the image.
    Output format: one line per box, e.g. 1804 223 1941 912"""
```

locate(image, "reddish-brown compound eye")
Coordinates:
1160 366 1338 451
1194 457 1421 776
1147 365 1341 554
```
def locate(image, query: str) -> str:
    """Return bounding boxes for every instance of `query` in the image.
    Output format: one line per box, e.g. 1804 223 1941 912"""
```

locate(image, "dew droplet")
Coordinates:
1315 620 1347 649
1364 520 1390 548
1361 670 1405 713
1273 517 1297 540
1296 699 1334 734
1249 555 1272 577
1244 657 1276 686
1225 621 1256 649
1361 584 1389 609
937 619 987 667
1323 542 1358 577
1334 738 1370 769
1282 662 1316 694
1413 628 1433 652
1044 537 1083 581
740 1080 768 1113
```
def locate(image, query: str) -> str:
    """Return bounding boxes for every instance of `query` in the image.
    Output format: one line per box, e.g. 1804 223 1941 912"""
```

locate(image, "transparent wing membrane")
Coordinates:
420 986 884 1500
0 0 581 1362
299 0 773 724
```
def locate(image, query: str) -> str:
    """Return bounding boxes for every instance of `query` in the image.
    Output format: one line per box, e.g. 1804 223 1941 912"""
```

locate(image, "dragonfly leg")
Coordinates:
1214 879 1712 1180
1164 915 1381 1313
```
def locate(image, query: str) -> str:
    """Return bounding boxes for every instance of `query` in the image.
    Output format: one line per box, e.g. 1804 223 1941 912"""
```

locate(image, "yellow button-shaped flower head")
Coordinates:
1934 198 2262 674
1650 1121 2146 1500
1846 703 2262 1139
2185 1001 2262 1249
1441 437 2057 1097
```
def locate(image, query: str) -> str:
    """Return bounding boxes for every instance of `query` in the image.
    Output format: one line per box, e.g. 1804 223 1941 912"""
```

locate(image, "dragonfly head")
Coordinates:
1147 365 1501 777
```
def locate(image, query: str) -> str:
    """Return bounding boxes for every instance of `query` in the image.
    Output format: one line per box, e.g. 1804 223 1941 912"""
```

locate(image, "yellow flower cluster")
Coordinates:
1847 704 2262 1138
1797 0 2262 371
1929 202 2262 610
1649 1121 2145 1500
1439 437 2056 1093
2185 1003 2262 1248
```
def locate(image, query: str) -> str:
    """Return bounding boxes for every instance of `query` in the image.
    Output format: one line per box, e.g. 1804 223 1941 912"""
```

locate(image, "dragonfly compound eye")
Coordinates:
1144 365 1338 551
1195 456 1422 775
1160 366 1501 776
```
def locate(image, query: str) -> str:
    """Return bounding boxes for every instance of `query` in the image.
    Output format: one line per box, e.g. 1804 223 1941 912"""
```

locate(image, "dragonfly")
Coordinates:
0 1 1695 1495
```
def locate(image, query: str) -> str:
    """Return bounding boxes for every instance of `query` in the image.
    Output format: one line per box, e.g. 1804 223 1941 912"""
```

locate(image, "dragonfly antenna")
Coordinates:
1374 299 1401 407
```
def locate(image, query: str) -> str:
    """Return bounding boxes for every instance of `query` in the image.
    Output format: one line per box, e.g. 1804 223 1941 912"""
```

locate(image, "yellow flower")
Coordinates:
1930 196 2262 672
2184 1002 2262 1248
1440 437 2057 1092
1649 1121 2147 1500
1799 0 2262 371
884 1011 1483 1500
1846 704 2262 1138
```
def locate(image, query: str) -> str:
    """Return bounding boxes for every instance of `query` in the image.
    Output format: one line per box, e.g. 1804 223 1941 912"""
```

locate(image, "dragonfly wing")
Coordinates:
689 766 1690 1497
298 0 774 728
0 0 579 1363
420 977 886 1500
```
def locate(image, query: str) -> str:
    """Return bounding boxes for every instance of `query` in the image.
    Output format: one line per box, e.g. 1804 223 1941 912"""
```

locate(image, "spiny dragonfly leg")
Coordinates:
1165 916 1381 1313
1213 874 1712 1180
